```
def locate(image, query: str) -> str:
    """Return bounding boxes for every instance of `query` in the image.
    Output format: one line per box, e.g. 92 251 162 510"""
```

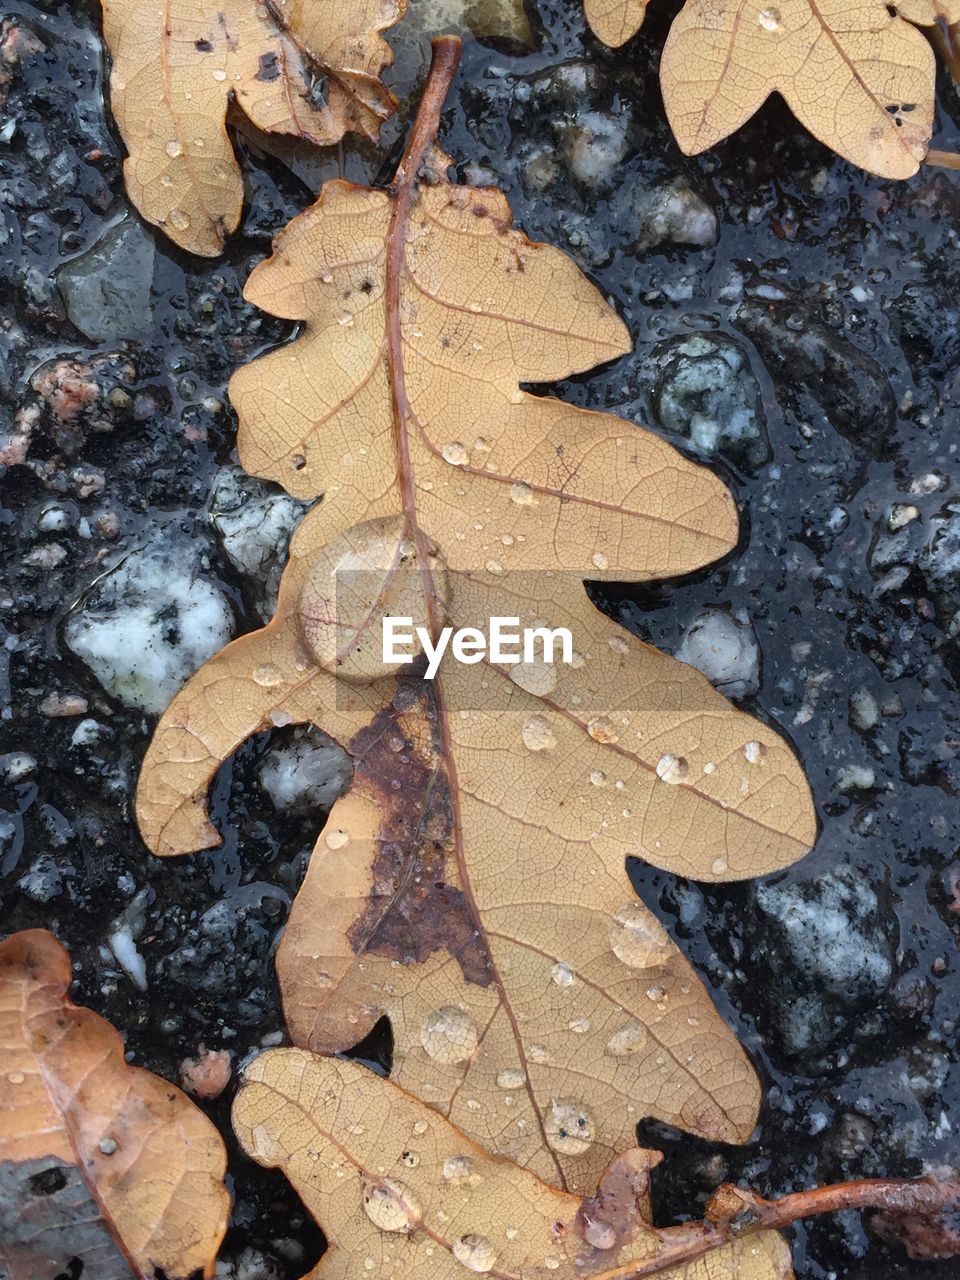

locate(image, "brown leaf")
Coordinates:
232 1048 796 1280
100 0 406 255
660 0 960 178
137 38 815 1193
0 929 229 1280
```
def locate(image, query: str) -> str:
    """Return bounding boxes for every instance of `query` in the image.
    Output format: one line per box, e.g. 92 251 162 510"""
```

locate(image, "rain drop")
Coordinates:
551 962 575 987
591 551 609 570
656 753 688 784
522 716 556 752
325 828 348 849
362 1178 418 1233
609 903 671 968
589 769 606 786
442 441 469 466
508 659 557 697
758 5 781 28
167 208 191 231
605 1020 648 1057
587 716 618 744
165 139 182 157
497 1068 527 1089
510 482 536 505
453 1234 497 1273
443 1154 480 1186
420 1007 478 1064
252 662 282 687
545 1100 595 1156
742 740 766 764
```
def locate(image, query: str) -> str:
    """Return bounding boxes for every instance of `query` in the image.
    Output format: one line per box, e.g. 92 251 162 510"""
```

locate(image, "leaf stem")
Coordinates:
597 1175 960 1278
393 36 462 191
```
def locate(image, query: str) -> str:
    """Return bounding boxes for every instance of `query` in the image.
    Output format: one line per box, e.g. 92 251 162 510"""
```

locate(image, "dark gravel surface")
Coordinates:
2 1 960 1276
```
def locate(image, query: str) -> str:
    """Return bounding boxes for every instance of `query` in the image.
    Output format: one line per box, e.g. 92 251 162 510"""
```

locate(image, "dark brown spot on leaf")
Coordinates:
347 682 492 987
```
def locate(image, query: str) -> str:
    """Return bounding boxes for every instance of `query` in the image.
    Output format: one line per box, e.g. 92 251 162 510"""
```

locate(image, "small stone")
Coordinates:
836 764 875 792
57 216 156 341
39 692 88 717
676 609 760 698
848 688 879 732
558 110 630 191
631 180 717 252
64 534 234 714
651 333 768 473
180 1047 233 1099
210 468 309 622
259 733 352 814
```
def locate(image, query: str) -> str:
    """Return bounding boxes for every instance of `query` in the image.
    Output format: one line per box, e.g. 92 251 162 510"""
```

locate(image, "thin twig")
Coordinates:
597 1176 960 1279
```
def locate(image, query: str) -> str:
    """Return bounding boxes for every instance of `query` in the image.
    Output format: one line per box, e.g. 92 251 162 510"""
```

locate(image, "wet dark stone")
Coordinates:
736 293 896 443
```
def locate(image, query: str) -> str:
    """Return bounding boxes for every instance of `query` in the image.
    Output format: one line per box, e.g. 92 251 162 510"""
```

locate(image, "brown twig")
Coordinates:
931 18 960 88
597 1176 960 1279
925 147 960 170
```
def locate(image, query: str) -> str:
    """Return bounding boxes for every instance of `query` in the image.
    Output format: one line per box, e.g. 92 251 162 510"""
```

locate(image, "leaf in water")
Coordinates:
100 0 406 254
0 929 229 1280
233 1048 796 1280
136 38 815 1194
659 0 960 178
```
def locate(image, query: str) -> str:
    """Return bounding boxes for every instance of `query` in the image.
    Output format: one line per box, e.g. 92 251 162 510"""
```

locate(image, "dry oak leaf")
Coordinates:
0 929 229 1280
233 1049 795 1280
136 38 815 1195
100 0 405 255
659 0 960 178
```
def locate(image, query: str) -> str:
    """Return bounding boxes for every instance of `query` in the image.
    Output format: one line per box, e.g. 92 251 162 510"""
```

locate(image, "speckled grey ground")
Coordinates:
2 1 960 1276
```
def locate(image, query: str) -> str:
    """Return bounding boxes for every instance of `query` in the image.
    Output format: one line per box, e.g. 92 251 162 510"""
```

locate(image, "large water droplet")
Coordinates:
508 658 557 697
165 140 182 158
545 1100 595 1156
362 1178 418 1233
591 551 609 570
656 753 688 784
522 716 556 751
742 740 766 764
325 827 349 850
758 5 781 28
587 716 618 744
252 662 282 687
551 961 574 987
453 1234 497 1272
420 1007 478 1063
168 208 191 231
605 1019 648 1057
609 903 671 969
443 1154 481 1186
497 1067 527 1089
510 481 536 506
442 441 469 466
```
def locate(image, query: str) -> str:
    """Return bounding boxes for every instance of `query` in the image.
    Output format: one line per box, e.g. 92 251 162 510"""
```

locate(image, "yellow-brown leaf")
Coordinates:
660 0 960 178
137 39 815 1195
0 929 229 1280
100 0 405 255
233 1048 796 1280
